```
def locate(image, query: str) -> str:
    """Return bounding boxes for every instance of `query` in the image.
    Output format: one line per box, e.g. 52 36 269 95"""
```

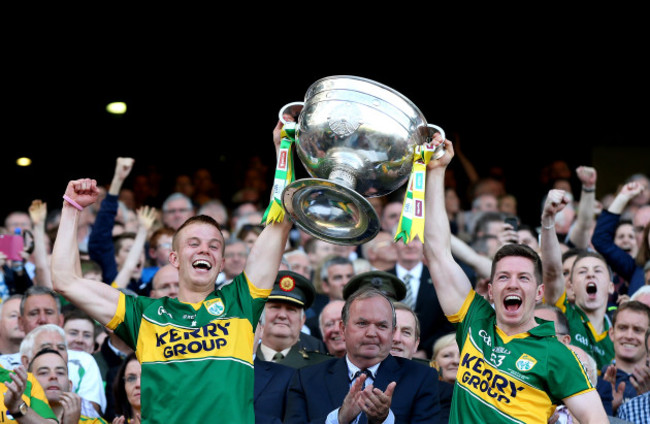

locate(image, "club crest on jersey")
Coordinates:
279 276 295 292
204 298 225 316
515 353 537 372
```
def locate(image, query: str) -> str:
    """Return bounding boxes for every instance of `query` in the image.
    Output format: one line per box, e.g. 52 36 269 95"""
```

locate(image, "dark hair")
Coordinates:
63 305 103 340
570 250 611 280
80 259 102 276
236 224 263 241
28 348 65 372
113 232 136 253
561 248 585 264
491 244 543 286
112 352 139 420
612 300 650 327
341 287 396 329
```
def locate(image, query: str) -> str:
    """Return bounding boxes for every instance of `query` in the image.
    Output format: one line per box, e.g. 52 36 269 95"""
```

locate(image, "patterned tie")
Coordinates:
402 273 415 309
272 352 284 362
352 369 374 389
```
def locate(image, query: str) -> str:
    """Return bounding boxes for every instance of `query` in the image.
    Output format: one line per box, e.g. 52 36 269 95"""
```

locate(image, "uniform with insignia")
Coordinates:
449 290 595 424
107 272 267 424
256 271 328 368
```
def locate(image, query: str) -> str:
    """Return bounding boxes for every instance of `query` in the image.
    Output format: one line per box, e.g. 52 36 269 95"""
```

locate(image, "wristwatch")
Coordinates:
10 401 28 418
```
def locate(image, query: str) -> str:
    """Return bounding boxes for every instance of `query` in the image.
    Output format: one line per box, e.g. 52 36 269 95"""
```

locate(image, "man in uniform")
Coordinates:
423 139 607 422
342 270 406 302
50 177 292 424
256 271 326 368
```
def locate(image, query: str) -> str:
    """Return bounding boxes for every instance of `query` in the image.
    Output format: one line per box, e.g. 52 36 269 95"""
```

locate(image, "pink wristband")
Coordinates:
63 195 84 211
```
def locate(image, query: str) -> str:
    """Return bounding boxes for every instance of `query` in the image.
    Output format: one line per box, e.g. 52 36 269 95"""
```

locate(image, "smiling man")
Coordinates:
390 302 420 360
423 140 607 423
601 300 650 414
51 177 291 424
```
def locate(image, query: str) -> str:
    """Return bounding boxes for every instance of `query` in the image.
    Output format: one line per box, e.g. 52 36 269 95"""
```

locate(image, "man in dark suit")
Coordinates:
256 271 327 368
253 318 296 424
284 287 440 423
387 239 454 358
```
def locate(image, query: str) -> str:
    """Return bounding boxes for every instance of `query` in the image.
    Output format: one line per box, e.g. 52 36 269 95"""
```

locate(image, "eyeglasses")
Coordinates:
157 242 172 250
124 374 140 384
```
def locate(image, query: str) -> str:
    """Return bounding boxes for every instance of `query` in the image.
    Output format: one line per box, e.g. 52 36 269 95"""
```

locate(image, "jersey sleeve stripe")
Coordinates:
106 291 126 330
447 289 476 323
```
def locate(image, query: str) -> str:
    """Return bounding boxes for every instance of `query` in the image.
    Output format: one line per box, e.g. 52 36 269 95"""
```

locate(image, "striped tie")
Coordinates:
403 273 415 309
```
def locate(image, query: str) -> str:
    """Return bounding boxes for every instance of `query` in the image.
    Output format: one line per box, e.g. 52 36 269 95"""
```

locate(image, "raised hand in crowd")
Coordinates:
28 199 51 288
568 166 598 249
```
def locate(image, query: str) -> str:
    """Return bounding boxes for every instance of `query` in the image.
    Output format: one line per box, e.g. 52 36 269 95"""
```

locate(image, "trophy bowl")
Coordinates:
280 75 444 245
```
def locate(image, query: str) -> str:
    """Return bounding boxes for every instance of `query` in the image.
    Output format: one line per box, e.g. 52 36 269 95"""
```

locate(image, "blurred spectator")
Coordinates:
160 192 195 231
0 294 25 355
111 352 141 424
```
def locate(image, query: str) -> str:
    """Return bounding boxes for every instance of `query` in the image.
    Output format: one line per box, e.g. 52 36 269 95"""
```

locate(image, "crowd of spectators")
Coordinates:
0 128 649 423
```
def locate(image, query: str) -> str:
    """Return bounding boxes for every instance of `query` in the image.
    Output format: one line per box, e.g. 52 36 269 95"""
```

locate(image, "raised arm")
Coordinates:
244 120 293 289
423 139 473 316
540 189 571 305
450 234 492 279
28 199 52 288
567 166 597 249
51 179 121 326
113 205 157 289
87 158 135 284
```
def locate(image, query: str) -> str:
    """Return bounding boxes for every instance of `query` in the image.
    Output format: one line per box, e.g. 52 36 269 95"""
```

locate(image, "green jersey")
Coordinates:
555 292 614 371
448 290 594 424
107 273 269 424
1 366 57 423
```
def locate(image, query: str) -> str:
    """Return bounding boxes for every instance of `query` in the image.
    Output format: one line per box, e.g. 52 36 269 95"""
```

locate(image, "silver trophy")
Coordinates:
279 75 445 245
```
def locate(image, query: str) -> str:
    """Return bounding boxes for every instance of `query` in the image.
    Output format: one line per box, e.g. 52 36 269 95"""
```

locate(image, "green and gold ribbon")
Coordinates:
394 143 436 244
262 122 297 225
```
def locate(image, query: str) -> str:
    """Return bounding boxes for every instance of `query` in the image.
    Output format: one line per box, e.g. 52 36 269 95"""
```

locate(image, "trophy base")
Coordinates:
282 178 380 246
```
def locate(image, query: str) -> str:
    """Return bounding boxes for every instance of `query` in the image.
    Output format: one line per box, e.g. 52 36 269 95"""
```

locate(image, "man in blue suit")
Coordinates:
284 287 440 423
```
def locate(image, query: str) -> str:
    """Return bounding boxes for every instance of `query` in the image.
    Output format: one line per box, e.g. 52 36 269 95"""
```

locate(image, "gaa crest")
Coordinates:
204 298 225 317
515 353 537 372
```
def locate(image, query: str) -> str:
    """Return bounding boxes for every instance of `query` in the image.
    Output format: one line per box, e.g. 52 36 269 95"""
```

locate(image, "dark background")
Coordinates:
2 25 648 229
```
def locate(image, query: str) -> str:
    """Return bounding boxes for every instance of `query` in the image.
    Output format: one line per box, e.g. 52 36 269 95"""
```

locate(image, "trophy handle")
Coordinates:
425 124 446 159
278 102 305 124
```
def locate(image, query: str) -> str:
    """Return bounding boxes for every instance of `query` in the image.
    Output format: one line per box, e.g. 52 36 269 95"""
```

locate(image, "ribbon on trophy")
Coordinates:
393 143 437 244
262 122 297 225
